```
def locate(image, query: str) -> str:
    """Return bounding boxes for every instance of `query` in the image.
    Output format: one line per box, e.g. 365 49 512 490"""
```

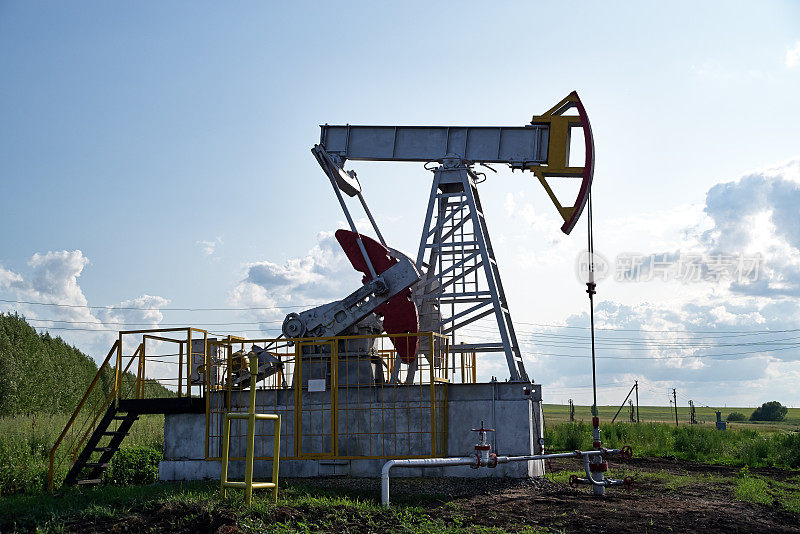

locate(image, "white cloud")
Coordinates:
0 250 170 360
1 250 99 328
229 231 362 334
524 158 800 406
526 295 800 406
197 237 222 256
0 266 23 288
786 41 800 68
96 295 170 329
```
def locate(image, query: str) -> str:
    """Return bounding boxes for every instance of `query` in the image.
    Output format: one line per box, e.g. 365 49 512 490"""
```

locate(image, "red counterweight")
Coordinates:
334 229 419 363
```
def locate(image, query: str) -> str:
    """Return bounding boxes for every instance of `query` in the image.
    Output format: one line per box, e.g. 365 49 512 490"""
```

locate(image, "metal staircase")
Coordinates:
48 328 210 491
63 401 138 486
63 397 205 486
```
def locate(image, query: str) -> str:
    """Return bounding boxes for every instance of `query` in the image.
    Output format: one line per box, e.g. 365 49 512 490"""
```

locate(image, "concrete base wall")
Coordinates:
159 382 544 481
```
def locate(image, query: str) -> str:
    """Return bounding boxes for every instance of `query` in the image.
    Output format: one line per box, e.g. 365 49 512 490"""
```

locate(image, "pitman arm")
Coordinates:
282 254 420 339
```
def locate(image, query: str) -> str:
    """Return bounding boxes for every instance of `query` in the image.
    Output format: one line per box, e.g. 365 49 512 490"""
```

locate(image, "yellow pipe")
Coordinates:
187 329 192 398
272 414 281 503
244 354 258 505
220 415 231 499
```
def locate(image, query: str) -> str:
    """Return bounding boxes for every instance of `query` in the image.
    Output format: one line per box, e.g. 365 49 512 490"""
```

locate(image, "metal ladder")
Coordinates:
62 401 139 487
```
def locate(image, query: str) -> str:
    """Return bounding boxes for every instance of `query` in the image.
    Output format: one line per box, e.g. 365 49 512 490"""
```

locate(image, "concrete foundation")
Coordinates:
159 381 544 481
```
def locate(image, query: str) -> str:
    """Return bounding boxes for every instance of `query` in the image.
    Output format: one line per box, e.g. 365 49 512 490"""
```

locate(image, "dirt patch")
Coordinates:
63 501 242 534
436 457 800 533
446 478 796 533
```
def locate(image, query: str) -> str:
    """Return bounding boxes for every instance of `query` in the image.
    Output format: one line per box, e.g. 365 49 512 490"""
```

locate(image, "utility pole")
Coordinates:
611 381 638 424
635 380 640 423
672 389 679 426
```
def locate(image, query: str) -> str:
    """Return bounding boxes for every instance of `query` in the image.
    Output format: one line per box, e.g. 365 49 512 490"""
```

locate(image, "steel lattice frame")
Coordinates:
415 161 528 382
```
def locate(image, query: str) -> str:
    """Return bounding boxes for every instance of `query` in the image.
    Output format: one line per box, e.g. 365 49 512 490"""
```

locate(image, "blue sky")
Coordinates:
1 1 800 407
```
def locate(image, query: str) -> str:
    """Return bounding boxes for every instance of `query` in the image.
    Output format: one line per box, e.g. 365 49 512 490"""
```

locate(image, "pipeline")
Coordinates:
381 446 633 506
381 457 477 506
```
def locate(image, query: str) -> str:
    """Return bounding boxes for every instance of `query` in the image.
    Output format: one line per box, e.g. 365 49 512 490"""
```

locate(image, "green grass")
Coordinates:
544 421 800 468
543 404 800 431
0 481 557 533
0 413 164 495
733 467 800 514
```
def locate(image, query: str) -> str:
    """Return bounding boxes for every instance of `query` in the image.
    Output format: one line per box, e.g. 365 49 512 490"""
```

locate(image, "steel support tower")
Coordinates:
416 158 527 381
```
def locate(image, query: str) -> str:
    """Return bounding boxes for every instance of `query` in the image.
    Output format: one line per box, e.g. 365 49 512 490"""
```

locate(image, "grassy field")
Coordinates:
0 413 164 495
3 405 799 496
545 421 800 468
543 403 800 431
1 409 799 532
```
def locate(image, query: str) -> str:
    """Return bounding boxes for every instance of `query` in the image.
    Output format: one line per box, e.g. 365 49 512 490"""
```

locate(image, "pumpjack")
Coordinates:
269 91 594 383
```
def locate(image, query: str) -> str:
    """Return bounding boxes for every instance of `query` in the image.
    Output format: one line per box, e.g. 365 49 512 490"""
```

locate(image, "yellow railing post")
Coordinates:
139 341 146 399
220 354 281 506
471 350 476 383
187 328 192 398
178 342 183 398
271 409 281 503
244 354 257 505
115 332 122 400
220 408 231 499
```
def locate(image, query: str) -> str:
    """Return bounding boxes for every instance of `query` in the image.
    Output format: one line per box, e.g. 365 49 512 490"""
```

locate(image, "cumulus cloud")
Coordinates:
96 295 170 329
786 41 800 68
525 159 800 406
608 160 800 299
0 266 23 288
0 251 98 327
0 250 169 358
229 231 362 333
525 295 800 406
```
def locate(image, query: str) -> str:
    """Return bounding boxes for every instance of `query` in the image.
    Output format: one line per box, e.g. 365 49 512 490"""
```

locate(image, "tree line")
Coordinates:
0 313 171 416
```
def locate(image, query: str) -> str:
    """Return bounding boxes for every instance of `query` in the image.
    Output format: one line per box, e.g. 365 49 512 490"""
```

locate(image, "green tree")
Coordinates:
0 312 174 416
750 401 788 422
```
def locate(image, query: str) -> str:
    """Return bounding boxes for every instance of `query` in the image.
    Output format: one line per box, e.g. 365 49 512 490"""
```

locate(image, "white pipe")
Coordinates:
496 448 617 464
582 454 617 487
381 457 477 506
381 448 626 505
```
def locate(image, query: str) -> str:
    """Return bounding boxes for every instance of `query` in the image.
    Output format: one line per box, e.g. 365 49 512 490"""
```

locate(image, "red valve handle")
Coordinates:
620 445 633 461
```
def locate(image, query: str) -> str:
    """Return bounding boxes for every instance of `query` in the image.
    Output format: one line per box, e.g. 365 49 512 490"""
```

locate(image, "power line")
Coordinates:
23 318 285 326
20 327 800 359
4 298 800 336
0 298 320 311
525 344 800 359
515 320 800 336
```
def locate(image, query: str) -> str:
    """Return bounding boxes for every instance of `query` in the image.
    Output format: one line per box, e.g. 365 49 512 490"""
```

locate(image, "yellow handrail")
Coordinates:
48 341 145 490
48 327 210 491
48 340 118 491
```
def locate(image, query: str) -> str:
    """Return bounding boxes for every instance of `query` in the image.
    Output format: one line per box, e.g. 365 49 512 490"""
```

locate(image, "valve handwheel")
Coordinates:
620 445 633 461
